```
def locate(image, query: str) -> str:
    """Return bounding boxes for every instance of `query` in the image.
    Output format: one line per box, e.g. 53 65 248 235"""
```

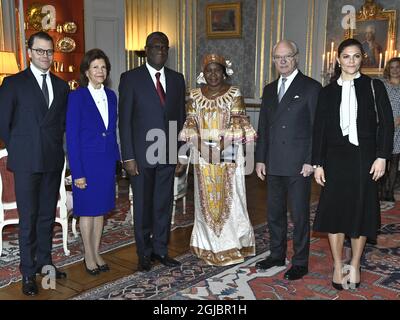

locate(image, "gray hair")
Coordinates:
272 40 299 56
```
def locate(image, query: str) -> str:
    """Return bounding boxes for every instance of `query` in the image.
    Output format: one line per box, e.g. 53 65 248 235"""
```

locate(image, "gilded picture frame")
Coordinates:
206 2 242 39
345 0 397 76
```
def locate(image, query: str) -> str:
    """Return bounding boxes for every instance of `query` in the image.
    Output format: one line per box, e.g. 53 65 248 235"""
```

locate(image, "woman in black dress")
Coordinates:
312 39 394 290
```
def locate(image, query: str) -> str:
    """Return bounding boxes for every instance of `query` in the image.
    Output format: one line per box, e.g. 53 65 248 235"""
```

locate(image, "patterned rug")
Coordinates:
72 201 400 300
0 183 194 288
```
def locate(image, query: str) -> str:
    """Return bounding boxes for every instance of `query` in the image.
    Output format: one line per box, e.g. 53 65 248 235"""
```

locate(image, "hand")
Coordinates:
256 162 266 181
74 177 87 189
175 163 187 177
300 164 314 177
314 167 326 186
124 159 139 176
198 139 221 164
370 158 386 181
395 116 400 128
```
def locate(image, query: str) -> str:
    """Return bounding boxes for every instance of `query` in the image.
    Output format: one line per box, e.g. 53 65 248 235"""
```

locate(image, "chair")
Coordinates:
0 148 71 256
171 153 191 224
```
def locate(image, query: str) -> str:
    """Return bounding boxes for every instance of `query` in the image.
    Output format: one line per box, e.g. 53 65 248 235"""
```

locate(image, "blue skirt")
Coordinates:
71 150 117 217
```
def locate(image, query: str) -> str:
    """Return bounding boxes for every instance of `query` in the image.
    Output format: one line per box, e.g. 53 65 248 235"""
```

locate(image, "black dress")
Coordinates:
312 74 394 241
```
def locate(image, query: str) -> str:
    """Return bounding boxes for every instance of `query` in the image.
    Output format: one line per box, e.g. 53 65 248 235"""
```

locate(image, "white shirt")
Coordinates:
146 62 167 93
337 72 361 146
277 69 299 95
88 82 109 129
30 63 54 107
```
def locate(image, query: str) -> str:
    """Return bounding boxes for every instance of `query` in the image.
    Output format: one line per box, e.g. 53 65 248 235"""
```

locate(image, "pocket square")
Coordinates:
293 95 300 99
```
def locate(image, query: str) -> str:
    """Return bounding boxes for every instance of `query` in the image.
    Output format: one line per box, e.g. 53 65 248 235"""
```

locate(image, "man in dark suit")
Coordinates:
0 32 69 296
118 32 186 271
255 40 322 280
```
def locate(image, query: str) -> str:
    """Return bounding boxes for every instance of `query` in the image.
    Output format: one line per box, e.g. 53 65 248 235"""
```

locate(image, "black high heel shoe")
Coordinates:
331 266 345 291
97 263 110 272
331 281 344 291
349 267 361 289
84 259 100 275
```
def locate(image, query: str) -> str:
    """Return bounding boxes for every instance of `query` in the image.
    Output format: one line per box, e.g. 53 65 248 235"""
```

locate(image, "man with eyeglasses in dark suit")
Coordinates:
0 31 69 296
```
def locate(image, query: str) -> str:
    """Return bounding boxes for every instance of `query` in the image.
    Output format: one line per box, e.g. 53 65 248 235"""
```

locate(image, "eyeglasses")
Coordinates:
273 53 297 62
30 48 55 56
147 45 169 51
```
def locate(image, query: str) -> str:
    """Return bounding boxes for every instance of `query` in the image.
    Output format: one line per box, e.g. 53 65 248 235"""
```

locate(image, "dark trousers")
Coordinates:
266 174 311 267
14 171 61 276
130 164 175 258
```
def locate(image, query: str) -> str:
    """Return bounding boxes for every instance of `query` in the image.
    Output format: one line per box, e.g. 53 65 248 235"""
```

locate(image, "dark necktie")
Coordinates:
41 74 49 107
278 77 287 102
155 72 166 106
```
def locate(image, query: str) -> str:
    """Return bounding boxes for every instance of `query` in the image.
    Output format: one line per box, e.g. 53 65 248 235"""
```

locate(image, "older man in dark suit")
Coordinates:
118 32 186 272
0 31 69 296
255 40 322 280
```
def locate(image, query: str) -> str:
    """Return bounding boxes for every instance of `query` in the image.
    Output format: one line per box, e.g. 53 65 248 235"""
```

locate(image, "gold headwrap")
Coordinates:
201 53 227 70
197 54 234 84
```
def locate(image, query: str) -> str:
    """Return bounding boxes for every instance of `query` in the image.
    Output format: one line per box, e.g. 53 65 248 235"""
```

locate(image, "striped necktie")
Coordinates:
278 77 287 102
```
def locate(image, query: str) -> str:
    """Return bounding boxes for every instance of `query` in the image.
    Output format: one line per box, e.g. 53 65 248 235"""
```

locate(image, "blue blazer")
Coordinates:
66 86 120 179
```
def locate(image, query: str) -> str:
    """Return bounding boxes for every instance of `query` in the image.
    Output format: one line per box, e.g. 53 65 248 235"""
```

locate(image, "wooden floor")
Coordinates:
0 173 321 300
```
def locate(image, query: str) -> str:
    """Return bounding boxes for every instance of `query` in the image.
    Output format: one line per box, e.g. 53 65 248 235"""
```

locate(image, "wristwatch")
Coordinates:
312 165 322 169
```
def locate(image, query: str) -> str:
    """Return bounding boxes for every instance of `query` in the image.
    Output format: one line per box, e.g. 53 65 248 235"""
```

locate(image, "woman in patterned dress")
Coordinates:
179 54 257 266
381 57 400 202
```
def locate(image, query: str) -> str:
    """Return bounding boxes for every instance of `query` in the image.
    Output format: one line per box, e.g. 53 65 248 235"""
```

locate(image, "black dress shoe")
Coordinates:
83 259 100 276
22 275 38 296
138 256 152 272
97 263 110 272
384 195 395 202
151 254 181 267
284 265 308 280
255 257 285 270
36 265 67 279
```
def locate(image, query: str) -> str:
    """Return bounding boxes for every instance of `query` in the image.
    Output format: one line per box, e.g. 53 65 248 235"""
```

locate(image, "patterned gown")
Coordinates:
179 86 257 266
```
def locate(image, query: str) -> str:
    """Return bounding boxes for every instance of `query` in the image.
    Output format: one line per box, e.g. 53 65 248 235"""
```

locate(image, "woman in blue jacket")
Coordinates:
66 49 120 275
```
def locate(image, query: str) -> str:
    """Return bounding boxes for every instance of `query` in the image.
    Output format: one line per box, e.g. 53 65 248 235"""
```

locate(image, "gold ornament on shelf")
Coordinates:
68 79 79 90
63 22 77 34
26 3 45 31
56 37 76 53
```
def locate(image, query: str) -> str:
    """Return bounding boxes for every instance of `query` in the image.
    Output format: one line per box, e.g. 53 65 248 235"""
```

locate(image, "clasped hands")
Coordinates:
193 138 227 164
74 177 87 189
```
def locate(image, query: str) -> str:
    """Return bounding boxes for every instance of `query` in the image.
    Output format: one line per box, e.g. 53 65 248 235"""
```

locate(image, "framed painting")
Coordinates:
206 2 241 39
345 0 396 75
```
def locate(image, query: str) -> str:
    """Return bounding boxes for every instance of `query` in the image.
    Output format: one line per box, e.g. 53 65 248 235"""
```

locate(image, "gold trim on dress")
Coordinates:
191 245 256 266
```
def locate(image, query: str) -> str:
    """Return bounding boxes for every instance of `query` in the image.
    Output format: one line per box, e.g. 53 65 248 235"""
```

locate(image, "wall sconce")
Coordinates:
126 50 146 70
0 51 20 85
